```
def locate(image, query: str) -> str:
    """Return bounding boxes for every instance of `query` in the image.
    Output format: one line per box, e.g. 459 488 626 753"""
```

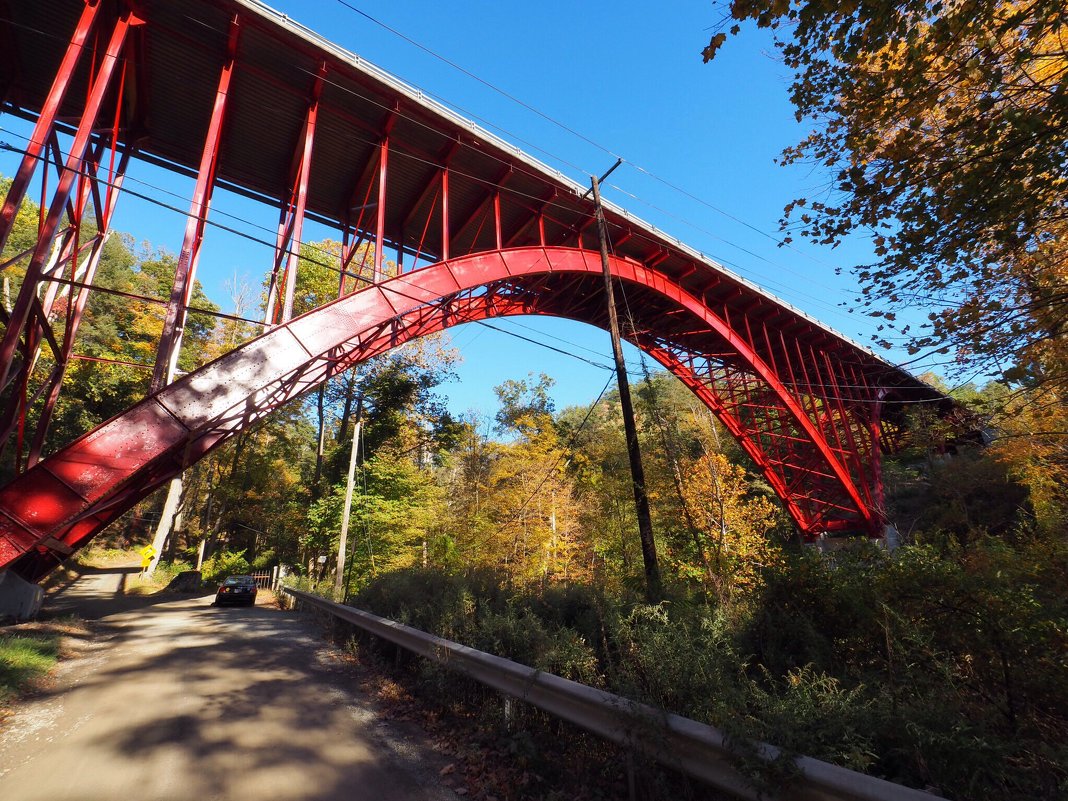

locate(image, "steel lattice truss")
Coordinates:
0 0 955 580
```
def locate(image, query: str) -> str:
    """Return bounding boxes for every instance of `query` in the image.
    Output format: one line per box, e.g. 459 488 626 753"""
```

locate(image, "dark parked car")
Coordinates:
214 574 258 607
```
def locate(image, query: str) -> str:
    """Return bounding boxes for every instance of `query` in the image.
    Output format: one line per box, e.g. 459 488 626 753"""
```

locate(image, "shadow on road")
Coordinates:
1 564 450 801
42 563 214 621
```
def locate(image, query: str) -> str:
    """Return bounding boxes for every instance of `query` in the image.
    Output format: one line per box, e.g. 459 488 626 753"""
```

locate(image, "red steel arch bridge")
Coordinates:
0 0 953 582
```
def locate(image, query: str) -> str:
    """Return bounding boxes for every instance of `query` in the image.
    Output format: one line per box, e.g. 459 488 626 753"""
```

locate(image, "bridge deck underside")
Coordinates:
0 0 946 378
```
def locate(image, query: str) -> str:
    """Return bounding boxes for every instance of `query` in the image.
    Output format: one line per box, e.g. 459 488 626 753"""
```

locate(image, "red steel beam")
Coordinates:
494 189 503 249
339 156 381 287
450 168 512 250
151 15 239 393
0 8 139 392
0 0 100 257
643 345 810 530
264 66 326 325
281 73 323 320
5 18 138 472
265 72 323 325
374 133 390 281
27 147 132 468
440 164 449 261
0 233 95 459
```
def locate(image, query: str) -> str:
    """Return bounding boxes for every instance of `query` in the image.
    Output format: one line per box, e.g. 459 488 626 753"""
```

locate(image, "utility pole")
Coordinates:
590 174 662 602
334 395 363 600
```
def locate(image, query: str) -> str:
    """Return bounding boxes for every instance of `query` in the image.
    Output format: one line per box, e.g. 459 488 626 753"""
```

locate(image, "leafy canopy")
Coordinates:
705 1 1068 388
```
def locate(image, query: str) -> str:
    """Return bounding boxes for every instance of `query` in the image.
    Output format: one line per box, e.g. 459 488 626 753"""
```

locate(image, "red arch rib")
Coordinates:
0 247 875 580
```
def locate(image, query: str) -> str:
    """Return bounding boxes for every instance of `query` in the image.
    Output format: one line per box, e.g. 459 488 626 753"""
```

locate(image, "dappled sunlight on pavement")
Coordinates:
0 570 454 801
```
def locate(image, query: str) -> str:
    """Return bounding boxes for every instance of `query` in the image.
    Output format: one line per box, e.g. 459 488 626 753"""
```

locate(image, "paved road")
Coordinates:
0 567 454 801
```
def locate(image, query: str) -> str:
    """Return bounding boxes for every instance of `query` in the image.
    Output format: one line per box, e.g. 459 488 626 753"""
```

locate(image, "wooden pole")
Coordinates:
334 396 363 600
590 176 661 602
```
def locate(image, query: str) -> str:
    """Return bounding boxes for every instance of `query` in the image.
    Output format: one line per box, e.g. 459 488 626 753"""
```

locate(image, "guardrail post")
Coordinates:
502 696 514 731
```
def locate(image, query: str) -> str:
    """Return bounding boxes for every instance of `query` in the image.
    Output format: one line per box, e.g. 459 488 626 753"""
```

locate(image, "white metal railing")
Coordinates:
249 567 280 590
281 587 940 801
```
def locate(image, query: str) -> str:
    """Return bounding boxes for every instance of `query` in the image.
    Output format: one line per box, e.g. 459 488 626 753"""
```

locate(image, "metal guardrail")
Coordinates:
282 587 940 801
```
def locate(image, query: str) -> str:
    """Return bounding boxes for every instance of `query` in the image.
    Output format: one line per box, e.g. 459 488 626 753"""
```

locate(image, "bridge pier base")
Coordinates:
0 569 43 621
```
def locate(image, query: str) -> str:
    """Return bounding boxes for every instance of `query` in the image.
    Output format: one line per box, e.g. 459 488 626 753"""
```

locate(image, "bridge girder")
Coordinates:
0 0 956 582
1 247 890 581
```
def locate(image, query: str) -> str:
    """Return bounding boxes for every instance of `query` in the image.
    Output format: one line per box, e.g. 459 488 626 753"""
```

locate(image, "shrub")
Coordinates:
200 549 251 584
151 559 193 585
603 603 747 725
736 537 1068 798
343 539 1068 800
251 549 277 571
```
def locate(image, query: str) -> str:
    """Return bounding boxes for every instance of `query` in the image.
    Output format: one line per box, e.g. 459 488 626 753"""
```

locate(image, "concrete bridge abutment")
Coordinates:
0 569 43 620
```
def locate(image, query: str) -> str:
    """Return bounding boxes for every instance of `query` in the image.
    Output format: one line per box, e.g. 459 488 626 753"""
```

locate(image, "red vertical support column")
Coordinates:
789 337 823 431
265 67 324 325
281 96 319 321
339 221 352 296
152 17 239 393
493 189 502 250
0 143 84 465
15 134 87 370
808 346 851 461
816 349 866 509
0 0 100 256
1 9 139 471
809 343 876 532
339 163 378 294
374 135 389 282
142 20 242 572
847 362 888 536
264 217 287 324
339 230 365 296
0 9 139 392
868 383 889 534
439 166 450 261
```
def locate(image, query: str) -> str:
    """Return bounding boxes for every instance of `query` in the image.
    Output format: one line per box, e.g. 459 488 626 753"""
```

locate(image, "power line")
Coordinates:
337 0 857 301
326 2 846 268
471 320 611 372
332 0 621 163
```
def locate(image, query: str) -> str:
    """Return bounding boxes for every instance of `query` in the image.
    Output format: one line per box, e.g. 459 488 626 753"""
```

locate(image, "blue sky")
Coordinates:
0 1 940 419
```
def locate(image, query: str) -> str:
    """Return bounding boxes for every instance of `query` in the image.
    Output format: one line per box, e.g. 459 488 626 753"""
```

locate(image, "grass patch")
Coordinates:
77 546 140 568
126 560 198 595
0 618 90 717
0 632 60 705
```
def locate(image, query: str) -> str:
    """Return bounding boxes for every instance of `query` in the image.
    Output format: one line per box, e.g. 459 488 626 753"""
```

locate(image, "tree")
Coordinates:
560 393 641 587
494 373 556 435
987 391 1068 537
705 1 1067 387
0 176 43 305
440 376 590 586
